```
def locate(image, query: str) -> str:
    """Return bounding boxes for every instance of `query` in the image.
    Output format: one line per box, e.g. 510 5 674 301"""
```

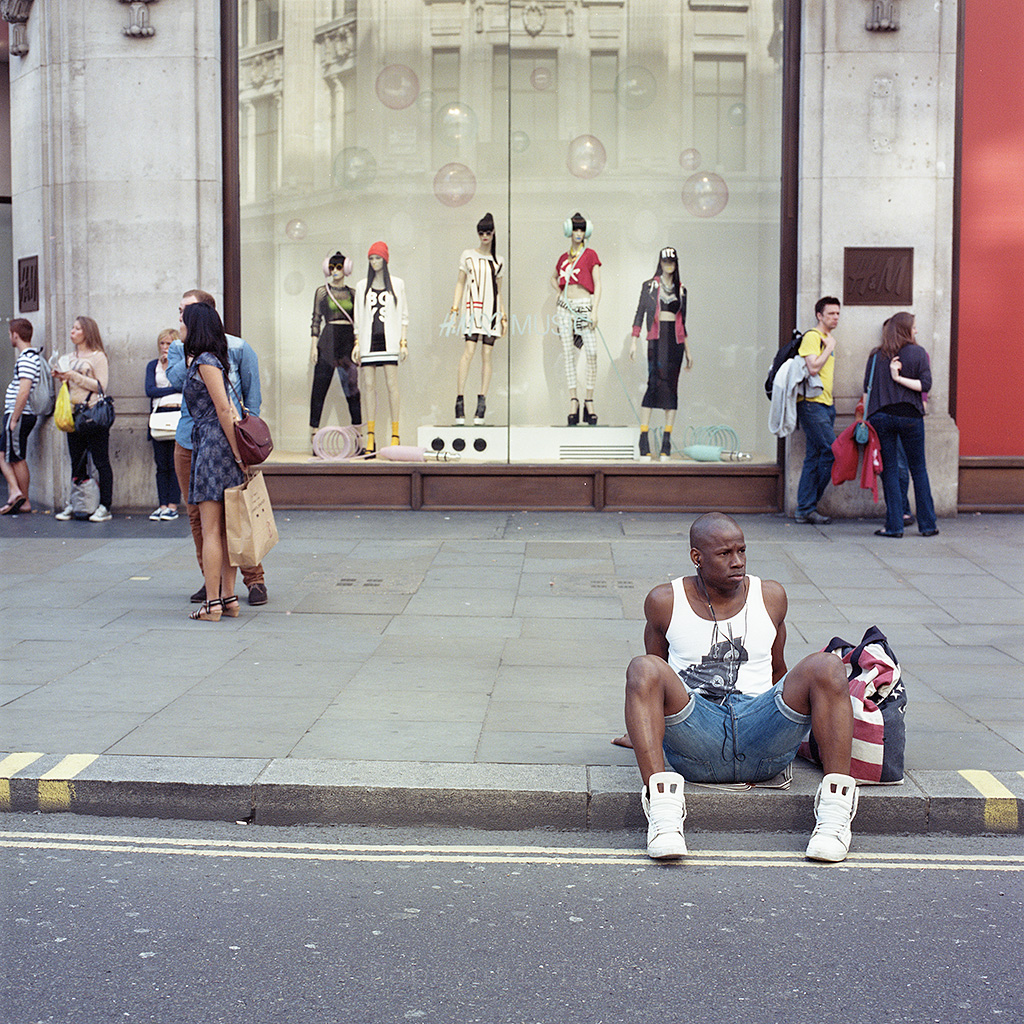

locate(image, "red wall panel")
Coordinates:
957 0 1024 456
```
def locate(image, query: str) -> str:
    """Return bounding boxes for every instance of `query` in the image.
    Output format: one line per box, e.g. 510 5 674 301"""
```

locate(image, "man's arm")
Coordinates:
642 583 673 661
238 342 262 416
10 376 31 421
166 340 186 389
762 579 789 683
802 331 835 375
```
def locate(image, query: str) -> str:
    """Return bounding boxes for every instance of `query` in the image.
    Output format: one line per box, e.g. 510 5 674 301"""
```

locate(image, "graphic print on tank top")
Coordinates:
679 632 749 702
368 286 387 350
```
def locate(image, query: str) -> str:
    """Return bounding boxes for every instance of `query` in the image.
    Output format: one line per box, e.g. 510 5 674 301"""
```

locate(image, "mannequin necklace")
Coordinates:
569 242 583 259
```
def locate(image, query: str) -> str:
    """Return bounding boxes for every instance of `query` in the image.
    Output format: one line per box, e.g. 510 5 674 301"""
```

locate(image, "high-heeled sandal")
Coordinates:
583 399 598 426
189 599 223 622
567 398 580 426
221 595 240 618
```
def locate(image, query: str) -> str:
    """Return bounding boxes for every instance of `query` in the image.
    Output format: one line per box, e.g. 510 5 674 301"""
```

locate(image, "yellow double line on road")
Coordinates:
1 831 1021 872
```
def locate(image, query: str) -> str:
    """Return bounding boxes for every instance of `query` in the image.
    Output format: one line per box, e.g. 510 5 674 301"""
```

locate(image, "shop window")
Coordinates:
237 1 784 469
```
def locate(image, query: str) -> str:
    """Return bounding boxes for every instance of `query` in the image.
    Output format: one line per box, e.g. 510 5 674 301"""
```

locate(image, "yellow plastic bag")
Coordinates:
54 381 75 432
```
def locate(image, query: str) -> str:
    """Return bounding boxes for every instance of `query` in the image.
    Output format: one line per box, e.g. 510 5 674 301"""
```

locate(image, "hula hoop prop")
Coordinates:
312 425 363 460
682 425 752 463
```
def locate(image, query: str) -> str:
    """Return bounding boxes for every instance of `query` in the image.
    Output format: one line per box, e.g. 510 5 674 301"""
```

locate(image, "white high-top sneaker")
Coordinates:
805 773 859 862
641 771 688 859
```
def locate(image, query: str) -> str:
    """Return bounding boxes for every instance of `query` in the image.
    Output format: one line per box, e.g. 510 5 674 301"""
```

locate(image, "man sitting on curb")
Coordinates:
623 512 858 862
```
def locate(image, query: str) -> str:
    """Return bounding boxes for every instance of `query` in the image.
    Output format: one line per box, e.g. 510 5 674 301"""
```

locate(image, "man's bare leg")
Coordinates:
782 651 859 862
624 654 691 858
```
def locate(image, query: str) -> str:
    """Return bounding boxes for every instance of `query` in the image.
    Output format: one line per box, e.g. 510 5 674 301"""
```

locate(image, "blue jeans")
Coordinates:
795 400 836 517
662 678 811 784
868 410 937 534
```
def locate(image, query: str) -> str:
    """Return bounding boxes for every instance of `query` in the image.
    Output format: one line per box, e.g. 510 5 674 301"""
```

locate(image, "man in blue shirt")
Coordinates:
167 289 269 606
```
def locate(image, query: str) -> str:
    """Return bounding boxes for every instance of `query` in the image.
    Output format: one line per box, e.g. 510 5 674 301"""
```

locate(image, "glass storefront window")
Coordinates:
238 0 784 467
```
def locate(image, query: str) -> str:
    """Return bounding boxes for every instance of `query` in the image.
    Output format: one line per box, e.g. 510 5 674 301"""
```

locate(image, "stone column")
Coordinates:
8 0 223 511
788 1 959 519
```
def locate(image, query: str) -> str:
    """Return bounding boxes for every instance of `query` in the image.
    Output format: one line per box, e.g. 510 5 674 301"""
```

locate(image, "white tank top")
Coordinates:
664 575 777 697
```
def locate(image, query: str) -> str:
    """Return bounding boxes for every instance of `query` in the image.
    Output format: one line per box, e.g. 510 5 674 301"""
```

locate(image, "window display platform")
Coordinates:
416 424 638 462
261 457 781 513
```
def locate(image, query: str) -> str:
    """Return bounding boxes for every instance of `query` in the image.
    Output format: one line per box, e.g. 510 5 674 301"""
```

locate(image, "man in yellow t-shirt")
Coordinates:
794 296 840 524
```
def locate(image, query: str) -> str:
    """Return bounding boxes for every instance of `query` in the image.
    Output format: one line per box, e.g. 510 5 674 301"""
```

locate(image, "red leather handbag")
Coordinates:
234 409 273 465
226 377 273 465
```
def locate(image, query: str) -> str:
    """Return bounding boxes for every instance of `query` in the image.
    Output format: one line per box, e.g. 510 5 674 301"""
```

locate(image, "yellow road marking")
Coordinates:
958 770 1019 832
39 754 98 780
0 833 1020 872
0 754 46 809
35 756 98 813
1 831 1022 863
0 752 45 778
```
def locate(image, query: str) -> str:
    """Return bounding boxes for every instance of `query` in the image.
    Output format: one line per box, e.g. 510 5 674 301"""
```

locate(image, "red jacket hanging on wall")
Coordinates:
831 420 883 501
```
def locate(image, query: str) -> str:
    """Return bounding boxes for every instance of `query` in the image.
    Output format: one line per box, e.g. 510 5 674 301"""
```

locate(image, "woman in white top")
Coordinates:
54 316 114 522
448 212 506 425
353 241 408 454
145 328 183 521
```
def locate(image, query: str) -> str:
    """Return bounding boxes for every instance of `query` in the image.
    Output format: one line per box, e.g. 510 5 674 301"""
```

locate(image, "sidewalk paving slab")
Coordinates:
1 510 1021 837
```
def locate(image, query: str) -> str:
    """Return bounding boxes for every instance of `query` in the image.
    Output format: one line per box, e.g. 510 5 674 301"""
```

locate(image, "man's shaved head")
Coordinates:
689 512 742 553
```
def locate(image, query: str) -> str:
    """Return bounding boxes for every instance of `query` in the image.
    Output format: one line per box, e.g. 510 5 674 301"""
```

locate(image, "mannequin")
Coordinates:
630 246 692 461
309 251 360 449
449 212 507 424
551 212 601 425
354 241 408 454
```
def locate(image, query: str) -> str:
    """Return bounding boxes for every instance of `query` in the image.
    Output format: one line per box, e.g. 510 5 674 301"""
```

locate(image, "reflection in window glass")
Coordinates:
238 1 783 468
693 55 747 172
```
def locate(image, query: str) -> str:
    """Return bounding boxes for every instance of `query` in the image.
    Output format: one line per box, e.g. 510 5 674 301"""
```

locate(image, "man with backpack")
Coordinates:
794 297 841 525
1 318 46 514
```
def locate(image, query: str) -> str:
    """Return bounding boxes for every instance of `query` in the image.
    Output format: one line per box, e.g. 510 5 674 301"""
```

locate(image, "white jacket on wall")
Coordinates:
768 358 823 438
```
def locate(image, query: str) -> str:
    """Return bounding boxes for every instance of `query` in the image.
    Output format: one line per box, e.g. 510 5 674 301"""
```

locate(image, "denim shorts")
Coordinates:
662 677 811 784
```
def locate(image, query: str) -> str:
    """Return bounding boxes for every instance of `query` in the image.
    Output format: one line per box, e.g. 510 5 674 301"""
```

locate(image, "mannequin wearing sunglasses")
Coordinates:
448 212 506 425
309 251 361 448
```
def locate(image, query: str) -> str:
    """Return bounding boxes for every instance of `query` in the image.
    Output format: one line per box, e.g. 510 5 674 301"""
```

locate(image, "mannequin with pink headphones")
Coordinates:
353 241 408 454
309 251 360 448
551 212 602 425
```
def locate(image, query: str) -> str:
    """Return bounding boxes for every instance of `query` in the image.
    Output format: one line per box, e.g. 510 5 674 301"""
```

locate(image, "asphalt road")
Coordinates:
3 816 1022 1024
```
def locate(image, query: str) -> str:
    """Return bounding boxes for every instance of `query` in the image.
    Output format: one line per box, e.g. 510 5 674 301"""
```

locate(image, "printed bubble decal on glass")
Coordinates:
511 130 530 153
375 65 420 110
727 102 747 127
679 148 701 172
530 66 554 91
437 103 478 147
333 147 378 190
433 163 477 207
284 219 307 240
616 67 656 110
682 172 729 218
566 135 607 179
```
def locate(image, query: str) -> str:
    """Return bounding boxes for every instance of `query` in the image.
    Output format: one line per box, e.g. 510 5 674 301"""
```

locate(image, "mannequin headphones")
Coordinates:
323 253 353 278
563 215 593 239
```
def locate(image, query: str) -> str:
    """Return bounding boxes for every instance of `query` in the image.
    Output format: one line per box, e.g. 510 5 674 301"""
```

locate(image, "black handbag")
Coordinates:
73 383 115 433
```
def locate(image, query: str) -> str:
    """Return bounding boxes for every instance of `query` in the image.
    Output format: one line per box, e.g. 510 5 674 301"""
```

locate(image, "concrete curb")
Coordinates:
2 753 1022 835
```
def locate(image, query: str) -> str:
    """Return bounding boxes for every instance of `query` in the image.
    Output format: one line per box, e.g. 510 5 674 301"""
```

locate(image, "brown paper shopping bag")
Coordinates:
225 470 279 567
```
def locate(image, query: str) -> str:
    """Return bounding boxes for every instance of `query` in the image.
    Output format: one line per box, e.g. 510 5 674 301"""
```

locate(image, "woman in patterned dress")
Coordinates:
181 302 245 621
